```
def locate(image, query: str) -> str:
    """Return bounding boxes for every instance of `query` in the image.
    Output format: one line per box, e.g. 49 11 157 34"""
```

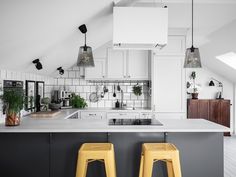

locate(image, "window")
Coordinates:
216 52 236 70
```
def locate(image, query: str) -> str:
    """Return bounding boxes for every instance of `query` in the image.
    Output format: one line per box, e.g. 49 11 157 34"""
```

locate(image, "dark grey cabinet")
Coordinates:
108 133 166 177
0 133 50 177
51 133 108 177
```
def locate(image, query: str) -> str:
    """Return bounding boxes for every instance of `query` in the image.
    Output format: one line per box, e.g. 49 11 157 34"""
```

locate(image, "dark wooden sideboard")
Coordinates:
187 99 230 136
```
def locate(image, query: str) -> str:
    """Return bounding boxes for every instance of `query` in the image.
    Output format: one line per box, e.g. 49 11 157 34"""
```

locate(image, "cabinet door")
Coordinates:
85 59 106 80
156 36 185 55
209 100 221 123
0 133 50 177
108 133 165 177
152 55 185 112
107 48 126 79
198 100 209 119
127 50 149 80
187 99 199 118
51 133 107 177
220 100 230 127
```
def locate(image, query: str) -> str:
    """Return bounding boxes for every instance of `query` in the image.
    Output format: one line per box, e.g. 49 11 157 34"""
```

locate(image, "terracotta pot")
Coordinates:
5 113 20 126
191 93 199 99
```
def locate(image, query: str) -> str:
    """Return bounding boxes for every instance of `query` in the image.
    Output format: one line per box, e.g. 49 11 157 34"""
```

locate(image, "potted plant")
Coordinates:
1 90 24 126
190 71 199 99
71 94 87 108
132 83 142 97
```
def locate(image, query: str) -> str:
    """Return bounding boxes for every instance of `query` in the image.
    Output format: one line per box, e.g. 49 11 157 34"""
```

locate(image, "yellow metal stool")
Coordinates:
139 143 182 177
75 143 116 177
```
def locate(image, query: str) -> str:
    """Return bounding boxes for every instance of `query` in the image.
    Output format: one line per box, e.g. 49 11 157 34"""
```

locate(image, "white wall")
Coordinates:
185 67 234 133
0 69 54 123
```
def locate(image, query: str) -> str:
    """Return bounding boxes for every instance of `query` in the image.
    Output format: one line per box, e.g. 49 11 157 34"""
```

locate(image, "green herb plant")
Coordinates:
132 84 142 96
1 90 24 116
71 94 87 108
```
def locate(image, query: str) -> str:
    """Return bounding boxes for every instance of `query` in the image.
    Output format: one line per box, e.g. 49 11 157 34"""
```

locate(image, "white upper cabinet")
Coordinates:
151 34 186 115
127 50 150 80
107 48 127 79
85 59 106 80
155 36 186 55
152 55 185 112
85 43 150 80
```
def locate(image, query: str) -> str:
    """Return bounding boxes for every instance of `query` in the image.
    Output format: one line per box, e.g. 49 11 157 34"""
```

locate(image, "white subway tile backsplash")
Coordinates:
126 100 134 108
98 101 105 108
127 86 133 93
83 86 90 92
67 86 76 92
79 79 87 85
90 102 98 108
58 78 65 85
79 93 87 99
68 71 76 78
53 78 58 85
76 86 84 93
72 79 80 85
134 100 142 108
0 70 6 79
131 94 138 100
65 78 72 85
123 93 131 100
105 100 113 108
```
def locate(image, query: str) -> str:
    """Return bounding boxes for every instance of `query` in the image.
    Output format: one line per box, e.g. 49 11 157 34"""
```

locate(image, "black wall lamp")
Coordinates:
209 78 223 99
57 67 64 75
32 59 43 70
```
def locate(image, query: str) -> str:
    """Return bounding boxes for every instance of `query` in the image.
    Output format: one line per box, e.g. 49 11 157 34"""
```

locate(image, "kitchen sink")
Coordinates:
112 107 135 110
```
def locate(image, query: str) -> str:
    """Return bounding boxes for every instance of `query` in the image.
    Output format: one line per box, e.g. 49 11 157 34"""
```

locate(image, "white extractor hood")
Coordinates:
113 6 168 50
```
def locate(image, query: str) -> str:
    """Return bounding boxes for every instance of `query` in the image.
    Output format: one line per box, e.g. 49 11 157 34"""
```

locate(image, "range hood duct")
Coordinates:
113 6 168 50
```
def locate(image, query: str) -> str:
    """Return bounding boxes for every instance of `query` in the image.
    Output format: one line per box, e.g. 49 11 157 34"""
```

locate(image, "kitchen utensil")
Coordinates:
113 85 116 97
89 85 100 102
117 83 121 91
103 83 109 93
101 91 104 98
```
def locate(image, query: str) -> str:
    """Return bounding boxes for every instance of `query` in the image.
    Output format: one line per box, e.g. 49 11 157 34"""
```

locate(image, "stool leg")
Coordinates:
166 160 174 177
138 154 144 177
172 153 182 177
143 153 153 177
76 153 88 177
104 151 116 177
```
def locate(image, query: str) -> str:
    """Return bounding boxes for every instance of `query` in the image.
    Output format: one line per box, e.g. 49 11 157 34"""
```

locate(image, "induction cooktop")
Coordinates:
108 119 163 126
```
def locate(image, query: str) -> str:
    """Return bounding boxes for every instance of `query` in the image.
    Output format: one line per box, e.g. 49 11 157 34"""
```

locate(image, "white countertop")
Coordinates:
0 109 230 133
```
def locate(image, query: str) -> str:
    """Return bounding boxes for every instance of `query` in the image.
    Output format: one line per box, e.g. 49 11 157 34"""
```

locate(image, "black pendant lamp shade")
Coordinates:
184 0 202 68
77 24 94 67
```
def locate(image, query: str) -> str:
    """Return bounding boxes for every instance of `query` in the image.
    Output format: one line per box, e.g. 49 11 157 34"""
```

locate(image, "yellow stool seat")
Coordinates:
139 143 182 177
75 143 116 177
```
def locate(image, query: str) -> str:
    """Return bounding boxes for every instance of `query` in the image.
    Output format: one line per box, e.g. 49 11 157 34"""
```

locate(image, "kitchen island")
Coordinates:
0 109 230 177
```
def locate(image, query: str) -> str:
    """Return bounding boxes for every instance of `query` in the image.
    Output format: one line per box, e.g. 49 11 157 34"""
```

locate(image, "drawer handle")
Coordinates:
119 113 126 116
89 114 97 116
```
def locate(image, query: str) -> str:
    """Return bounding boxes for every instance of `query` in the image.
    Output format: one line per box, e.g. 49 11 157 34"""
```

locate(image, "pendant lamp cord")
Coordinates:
84 33 87 47
192 0 193 47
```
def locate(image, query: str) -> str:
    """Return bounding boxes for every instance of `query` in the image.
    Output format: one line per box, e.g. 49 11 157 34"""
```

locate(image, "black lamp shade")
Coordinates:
77 46 95 67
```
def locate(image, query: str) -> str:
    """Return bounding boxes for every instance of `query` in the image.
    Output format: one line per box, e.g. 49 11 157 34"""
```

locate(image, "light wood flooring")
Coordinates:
224 135 236 177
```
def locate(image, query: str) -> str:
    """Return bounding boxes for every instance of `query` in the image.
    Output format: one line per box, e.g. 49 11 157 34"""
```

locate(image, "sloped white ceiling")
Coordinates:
0 0 113 75
1 0 236 78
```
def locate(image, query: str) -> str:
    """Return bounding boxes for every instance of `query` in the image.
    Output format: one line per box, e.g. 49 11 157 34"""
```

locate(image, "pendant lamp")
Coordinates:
77 24 95 67
184 0 202 68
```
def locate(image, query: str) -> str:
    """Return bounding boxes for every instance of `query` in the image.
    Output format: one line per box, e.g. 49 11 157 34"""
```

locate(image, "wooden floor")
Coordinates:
224 135 236 177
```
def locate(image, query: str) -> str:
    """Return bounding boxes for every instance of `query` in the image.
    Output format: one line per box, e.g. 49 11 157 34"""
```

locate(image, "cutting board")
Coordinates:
31 111 61 118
